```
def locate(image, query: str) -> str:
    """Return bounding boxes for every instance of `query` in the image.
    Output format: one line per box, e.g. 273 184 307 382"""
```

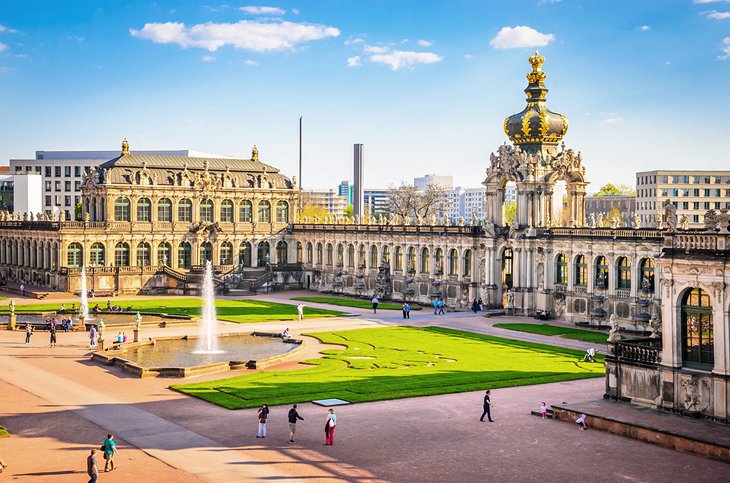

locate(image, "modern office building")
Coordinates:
414 174 453 190
636 170 730 228
338 180 353 205
363 189 388 215
10 149 232 219
585 194 636 227
302 189 349 215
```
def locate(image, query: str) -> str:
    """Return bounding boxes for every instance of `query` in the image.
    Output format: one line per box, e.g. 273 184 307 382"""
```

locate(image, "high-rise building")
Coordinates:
364 189 388 215
414 174 453 190
636 170 730 228
353 144 364 217
338 180 353 205
10 149 232 219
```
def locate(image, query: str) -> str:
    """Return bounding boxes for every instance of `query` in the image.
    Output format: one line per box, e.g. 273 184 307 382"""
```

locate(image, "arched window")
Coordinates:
239 242 251 267
358 245 366 268
276 241 288 265
574 255 587 287
435 248 444 274
306 242 313 264
463 249 472 277
382 246 391 265
136 197 151 222
239 200 252 222
640 258 655 291
178 199 192 222
200 199 214 222
90 242 105 266
296 242 303 264
219 241 233 265
158 242 171 266
114 197 130 221
617 257 631 290
595 256 608 289
220 199 234 223
421 247 430 273
67 242 83 268
114 242 130 267
370 245 378 267
347 244 355 268
407 247 416 272
157 198 172 222
682 288 713 368
337 243 344 266
257 241 270 266
178 242 191 269
276 201 289 223
258 201 271 223
317 243 323 265
448 249 459 276
136 242 151 267
326 243 333 266
200 242 213 263
394 246 403 271
555 254 567 284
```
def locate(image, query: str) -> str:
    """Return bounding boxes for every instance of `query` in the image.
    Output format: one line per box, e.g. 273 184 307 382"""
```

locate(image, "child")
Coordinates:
576 413 587 430
540 402 547 419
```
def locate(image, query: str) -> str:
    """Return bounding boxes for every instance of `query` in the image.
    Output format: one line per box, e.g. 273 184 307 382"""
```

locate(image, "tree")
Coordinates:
386 183 450 220
596 183 636 196
606 206 623 226
343 204 354 217
299 203 328 220
74 202 83 221
504 201 517 224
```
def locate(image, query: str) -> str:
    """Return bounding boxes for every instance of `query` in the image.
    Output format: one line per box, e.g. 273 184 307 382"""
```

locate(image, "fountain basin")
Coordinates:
91 332 303 378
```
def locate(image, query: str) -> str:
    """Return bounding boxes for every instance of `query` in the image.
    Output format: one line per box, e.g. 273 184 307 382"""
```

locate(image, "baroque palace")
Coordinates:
1 52 729 422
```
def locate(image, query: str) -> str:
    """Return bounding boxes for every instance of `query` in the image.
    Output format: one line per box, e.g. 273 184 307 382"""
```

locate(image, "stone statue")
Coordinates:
506 289 515 309
354 214 360 225
589 213 596 228
8 299 15 315
29 212 34 221
458 216 464 227
416 215 424 226
291 175 297 188
649 313 661 339
655 211 663 229
134 311 142 331
607 314 621 342
610 217 620 229
633 213 641 229
470 212 478 226
679 214 689 230
22 212 28 222
596 212 603 227
59 211 66 222
97 318 105 336
537 263 544 289
443 215 449 226
162 253 168 266
663 199 677 231
84 212 91 222
430 214 437 226
509 220 519 238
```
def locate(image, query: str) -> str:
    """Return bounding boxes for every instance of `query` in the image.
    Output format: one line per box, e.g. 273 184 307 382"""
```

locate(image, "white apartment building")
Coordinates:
364 189 389 215
302 189 349 215
10 149 232 220
636 170 730 228
414 174 453 190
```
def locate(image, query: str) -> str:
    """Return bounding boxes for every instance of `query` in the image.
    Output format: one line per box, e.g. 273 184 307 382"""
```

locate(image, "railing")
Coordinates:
161 265 188 282
250 271 273 293
291 223 483 236
615 338 661 365
549 227 663 239
673 234 718 251
573 286 587 294
616 289 631 299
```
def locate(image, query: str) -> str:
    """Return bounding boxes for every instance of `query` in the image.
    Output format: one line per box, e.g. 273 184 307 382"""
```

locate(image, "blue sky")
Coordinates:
0 0 729 192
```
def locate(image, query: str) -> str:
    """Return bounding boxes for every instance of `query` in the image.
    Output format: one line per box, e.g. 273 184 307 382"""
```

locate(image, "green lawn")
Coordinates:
4 298 344 324
493 323 609 344
292 296 421 311
172 326 604 409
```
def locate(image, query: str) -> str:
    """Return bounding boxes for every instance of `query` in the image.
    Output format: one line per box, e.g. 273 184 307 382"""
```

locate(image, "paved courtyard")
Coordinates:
0 292 726 481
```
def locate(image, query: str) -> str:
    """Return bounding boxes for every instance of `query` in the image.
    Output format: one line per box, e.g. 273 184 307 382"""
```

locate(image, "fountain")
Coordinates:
194 261 223 354
79 268 90 321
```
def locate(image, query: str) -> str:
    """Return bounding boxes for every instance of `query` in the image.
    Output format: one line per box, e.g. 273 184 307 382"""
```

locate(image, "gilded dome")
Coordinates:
504 51 568 146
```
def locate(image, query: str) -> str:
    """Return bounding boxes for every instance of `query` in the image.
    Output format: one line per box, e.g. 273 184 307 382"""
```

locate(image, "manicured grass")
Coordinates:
494 323 609 344
292 296 421 311
172 326 604 409
5 298 344 323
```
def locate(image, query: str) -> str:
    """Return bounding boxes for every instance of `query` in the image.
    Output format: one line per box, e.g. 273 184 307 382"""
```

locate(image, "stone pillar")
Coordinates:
8 313 16 331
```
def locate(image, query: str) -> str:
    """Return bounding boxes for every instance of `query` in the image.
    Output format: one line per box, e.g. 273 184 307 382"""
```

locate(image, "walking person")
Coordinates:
433 298 438 315
287 404 304 444
49 323 57 348
297 303 305 322
89 325 97 348
371 295 379 314
257 404 269 438
480 390 494 422
402 303 408 319
438 299 445 315
87 449 99 483
324 408 337 446
404 302 410 319
19 283 24 297
25 323 33 344
101 433 119 472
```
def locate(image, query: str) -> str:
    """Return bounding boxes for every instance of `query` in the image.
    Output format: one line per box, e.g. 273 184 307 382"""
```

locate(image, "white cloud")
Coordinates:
639 25 650 31
601 112 624 123
202 5 229 12
694 0 730 4
68 35 85 42
490 26 554 49
130 20 340 52
705 10 730 19
0 43 7 52
291 8 300 15
0 66 14 74
347 55 361 67
344 35 365 45
665 60 672 66
244 59 258 66
363 45 389 54
369 50 442 71
463 53 474 59
201 55 216 62
0 25 17 34
417 39 432 47
240 6 286 15
719 37 730 60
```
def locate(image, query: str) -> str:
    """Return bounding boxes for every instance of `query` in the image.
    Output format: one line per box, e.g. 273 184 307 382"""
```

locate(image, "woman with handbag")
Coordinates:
324 409 337 446
257 404 269 438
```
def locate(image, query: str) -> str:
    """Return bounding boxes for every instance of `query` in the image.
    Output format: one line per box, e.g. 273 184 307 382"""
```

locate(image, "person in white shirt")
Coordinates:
297 304 305 322
371 296 379 314
576 413 587 430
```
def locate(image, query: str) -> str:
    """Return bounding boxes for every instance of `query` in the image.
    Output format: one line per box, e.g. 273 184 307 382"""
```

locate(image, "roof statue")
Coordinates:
252 145 259 162
121 137 130 156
